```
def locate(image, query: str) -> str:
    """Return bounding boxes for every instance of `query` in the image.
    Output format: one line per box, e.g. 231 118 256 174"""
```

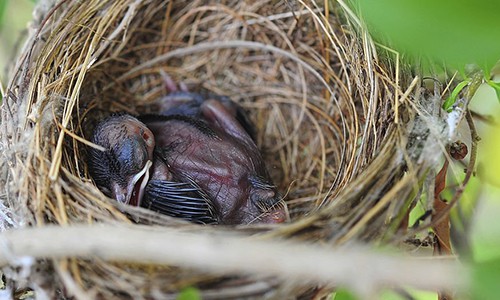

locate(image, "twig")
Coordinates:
429 109 479 229
0 225 467 296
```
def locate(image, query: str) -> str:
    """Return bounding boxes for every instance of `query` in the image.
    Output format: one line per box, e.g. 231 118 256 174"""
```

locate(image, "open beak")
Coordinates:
127 160 153 207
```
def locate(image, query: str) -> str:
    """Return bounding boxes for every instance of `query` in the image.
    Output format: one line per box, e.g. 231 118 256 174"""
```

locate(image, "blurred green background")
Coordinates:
346 0 500 250
0 0 35 84
349 0 500 298
351 0 500 71
1 0 500 299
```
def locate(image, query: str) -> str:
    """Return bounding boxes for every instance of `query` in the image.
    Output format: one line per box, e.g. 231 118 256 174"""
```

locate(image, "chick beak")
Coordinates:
128 160 153 207
112 160 152 207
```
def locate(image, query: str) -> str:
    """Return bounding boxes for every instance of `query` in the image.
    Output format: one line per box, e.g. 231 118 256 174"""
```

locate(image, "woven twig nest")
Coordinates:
0 0 455 298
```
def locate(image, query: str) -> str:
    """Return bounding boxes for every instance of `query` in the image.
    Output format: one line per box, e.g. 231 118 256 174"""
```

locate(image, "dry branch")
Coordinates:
0 224 466 296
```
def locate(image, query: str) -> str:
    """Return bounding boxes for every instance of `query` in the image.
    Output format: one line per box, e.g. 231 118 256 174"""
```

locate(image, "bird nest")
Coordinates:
0 0 455 298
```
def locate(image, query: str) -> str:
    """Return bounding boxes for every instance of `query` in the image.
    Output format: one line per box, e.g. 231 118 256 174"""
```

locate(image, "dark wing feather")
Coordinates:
142 179 218 224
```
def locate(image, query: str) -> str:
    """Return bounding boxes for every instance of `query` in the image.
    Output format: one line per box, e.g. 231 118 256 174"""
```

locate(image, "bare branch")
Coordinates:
0 225 467 295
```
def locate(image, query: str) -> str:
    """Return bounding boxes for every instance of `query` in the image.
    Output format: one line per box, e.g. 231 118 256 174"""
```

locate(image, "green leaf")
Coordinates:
443 80 470 111
350 0 500 70
472 257 500 300
176 287 201 300
0 0 8 30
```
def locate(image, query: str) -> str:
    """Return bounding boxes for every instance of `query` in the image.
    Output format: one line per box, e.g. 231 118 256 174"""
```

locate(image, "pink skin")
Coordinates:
144 76 288 224
145 101 287 224
161 70 189 93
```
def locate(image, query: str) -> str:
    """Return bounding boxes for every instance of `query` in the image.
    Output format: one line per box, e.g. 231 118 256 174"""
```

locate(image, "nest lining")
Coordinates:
0 0 446 298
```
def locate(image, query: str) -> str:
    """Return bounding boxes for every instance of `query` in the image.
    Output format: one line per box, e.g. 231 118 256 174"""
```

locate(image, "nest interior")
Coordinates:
0 0 441 298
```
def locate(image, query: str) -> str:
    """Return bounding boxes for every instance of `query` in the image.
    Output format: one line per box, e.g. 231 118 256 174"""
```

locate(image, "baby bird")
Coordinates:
141 98 286 224
88 78 287 225
157 73 256 140
88 113 217 224
87 114 155 207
